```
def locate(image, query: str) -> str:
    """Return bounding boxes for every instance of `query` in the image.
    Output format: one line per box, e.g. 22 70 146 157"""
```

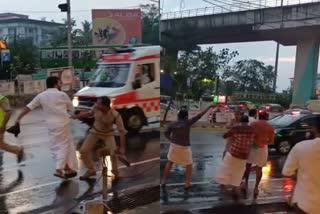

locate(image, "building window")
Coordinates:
8 28 15 36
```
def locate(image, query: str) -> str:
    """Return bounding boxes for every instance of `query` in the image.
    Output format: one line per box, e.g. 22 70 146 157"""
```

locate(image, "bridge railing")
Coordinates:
161 0 320 20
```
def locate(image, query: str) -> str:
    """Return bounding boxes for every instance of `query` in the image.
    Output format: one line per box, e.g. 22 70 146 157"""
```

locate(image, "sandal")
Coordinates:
65 171 77 178
54 171 66 179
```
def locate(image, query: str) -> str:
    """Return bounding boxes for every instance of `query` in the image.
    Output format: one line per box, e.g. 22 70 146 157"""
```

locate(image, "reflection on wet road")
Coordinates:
0 110 159 213
160 131 295 213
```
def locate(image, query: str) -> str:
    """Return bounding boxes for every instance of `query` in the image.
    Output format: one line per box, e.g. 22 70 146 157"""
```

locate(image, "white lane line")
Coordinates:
118 157 159 169
0 157 160 198
0 181 60 198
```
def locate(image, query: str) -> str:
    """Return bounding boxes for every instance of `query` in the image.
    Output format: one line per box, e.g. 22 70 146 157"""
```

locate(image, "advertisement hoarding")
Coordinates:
47 67 75 91
92 9 142 46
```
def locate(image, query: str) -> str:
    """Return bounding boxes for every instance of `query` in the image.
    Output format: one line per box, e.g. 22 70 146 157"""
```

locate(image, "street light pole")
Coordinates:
158 0 161 42
67 0 72 67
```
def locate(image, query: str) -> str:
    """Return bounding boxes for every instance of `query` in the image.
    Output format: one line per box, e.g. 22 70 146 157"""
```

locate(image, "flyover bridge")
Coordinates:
161 0 320 105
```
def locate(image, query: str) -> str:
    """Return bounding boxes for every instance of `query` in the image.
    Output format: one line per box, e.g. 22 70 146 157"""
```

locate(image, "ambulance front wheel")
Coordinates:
124 109 146 133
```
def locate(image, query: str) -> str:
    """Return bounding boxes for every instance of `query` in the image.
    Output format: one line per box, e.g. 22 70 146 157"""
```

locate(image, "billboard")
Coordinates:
47 67 75 91
92 9 142 45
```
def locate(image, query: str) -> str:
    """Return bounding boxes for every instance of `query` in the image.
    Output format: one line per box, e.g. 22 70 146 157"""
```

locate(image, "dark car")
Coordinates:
227 105 247 114
260 103 284 113
269 111 319 155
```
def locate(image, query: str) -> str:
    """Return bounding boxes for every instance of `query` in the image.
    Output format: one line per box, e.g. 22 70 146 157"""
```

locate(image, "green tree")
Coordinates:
275 87 293 108
140 4 159 45
176 47 238 98
49 18 77 47
74 20 92 46
223 59 275 93
9 37 38 75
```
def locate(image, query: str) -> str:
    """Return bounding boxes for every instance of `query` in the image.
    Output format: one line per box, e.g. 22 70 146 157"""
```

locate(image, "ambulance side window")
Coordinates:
140 63 155 85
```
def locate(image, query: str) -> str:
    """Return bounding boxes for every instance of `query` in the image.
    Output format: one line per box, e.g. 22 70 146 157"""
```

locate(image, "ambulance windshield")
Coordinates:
89 63 130 88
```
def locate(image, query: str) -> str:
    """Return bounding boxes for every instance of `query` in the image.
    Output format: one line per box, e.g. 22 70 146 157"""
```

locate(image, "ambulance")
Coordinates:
72 46 160 132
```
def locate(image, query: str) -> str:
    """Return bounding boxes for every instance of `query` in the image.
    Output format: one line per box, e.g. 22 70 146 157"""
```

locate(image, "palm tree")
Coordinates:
74 21 92 47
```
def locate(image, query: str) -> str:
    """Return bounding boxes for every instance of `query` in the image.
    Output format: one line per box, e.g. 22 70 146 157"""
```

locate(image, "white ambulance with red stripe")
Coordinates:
72 46 160 132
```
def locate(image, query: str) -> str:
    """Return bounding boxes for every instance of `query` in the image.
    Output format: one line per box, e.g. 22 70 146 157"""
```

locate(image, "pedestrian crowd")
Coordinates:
162 106 320 214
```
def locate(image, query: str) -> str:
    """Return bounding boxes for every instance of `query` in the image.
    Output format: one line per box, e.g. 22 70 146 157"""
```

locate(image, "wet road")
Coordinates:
0 109 160 214
160 131 295 213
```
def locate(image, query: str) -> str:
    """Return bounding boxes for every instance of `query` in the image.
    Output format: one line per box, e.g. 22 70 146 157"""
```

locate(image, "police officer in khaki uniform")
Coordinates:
72 96 126 180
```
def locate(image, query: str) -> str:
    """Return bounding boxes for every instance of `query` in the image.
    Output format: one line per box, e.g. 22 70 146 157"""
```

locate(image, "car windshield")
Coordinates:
89 63 130 88
269 114 303 127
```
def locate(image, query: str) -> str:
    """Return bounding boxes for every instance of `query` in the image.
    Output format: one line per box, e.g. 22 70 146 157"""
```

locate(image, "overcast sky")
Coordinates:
162 0 320 92
1 0 151 24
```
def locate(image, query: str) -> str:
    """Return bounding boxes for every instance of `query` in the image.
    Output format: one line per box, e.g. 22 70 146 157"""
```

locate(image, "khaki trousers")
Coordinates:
80 132 118 175
0 133 21 155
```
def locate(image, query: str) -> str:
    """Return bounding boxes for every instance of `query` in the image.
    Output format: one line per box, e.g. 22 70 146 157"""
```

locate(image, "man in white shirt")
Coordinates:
282 120 320 214
248 109 257 124
15 76 78 179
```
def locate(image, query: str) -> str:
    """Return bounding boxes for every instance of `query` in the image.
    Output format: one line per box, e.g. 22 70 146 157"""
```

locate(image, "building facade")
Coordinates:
0 13 63 47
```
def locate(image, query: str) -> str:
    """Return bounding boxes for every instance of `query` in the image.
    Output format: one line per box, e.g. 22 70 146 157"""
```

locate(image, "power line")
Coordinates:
0 5 143 14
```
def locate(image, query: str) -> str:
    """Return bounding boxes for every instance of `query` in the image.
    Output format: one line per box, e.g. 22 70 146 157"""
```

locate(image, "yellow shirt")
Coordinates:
0 96 10 128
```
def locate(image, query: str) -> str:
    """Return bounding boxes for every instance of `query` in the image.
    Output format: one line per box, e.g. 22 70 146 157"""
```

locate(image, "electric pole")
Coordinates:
59 1 72 66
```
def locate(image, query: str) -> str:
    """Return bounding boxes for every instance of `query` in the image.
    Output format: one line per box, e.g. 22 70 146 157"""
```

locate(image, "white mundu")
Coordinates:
27 88 78 171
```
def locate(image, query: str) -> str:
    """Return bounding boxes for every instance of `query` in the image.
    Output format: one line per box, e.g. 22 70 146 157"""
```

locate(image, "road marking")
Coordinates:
118 157 159 169
0 157 160 198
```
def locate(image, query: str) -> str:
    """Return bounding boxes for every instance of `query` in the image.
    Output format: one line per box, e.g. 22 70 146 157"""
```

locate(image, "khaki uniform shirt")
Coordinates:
90 106 125 136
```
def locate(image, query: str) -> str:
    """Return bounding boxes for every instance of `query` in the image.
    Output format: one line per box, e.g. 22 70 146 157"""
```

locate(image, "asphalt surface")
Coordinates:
160 131 295 214
0 109 160 214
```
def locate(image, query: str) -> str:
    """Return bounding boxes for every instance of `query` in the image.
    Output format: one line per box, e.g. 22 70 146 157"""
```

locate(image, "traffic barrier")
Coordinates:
0 82 15 95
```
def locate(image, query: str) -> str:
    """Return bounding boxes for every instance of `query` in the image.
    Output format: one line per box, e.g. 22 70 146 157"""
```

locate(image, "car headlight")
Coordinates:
72 96 79 107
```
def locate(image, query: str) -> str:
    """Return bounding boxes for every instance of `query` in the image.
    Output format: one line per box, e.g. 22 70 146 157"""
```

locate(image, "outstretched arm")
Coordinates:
223 128 234 139
189 104 218 125
71 111 94 120
16 94 41 124
164 126 173 142
15 107 31 124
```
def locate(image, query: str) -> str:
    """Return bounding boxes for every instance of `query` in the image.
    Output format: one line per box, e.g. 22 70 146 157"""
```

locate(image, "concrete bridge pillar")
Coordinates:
292 40 319 106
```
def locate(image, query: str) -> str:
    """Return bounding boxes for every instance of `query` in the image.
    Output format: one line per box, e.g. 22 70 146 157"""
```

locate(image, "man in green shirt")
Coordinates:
0 96 24 163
